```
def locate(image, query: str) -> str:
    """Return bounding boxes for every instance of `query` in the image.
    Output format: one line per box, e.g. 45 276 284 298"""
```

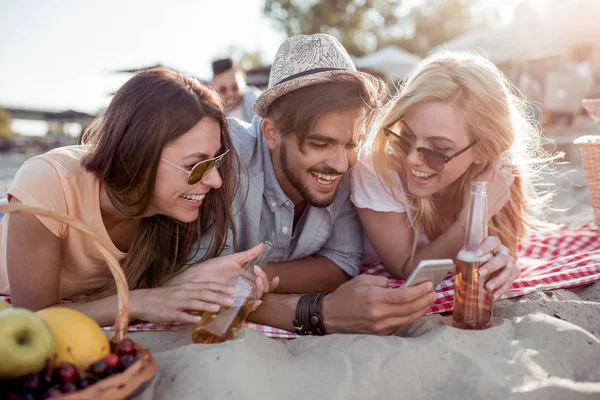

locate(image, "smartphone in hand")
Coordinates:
402 259 454 290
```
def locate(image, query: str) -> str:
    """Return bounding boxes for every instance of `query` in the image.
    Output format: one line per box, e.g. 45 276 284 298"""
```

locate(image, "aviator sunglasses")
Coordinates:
384 119 478 172
161 149 230 185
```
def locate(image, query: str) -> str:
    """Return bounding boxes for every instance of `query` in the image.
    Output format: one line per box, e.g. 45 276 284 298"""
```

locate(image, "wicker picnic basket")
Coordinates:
577 99 600 226
0 203 158 400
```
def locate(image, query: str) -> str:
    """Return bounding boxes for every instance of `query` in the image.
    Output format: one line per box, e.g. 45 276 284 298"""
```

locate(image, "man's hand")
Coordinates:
321 275 437 335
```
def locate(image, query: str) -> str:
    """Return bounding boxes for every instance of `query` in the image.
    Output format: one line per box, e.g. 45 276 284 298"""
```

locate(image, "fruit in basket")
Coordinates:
21 373 41 389
35 307 110 370
41 367 59 386
0 308 54 379
0 298 11 310
45 387 63 397
78 377 92 389
116 338 136 355
88 359 110 378
60 381 78 393
1 342 146 398
104 353 119 369
119 354 137 370
58 362 79 383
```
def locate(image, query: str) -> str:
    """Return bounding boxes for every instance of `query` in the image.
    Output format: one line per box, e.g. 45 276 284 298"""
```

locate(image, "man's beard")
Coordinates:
279 141 339 208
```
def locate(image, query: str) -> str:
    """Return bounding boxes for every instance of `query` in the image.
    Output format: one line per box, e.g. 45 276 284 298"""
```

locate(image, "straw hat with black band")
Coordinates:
253 33 380 118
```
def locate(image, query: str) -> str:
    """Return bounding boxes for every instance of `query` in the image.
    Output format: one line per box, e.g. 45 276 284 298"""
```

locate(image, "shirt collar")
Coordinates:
260 133 291 212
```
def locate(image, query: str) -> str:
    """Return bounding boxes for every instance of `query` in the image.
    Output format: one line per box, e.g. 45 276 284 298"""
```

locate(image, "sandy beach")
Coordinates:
1 145 599 399
125 282 600 400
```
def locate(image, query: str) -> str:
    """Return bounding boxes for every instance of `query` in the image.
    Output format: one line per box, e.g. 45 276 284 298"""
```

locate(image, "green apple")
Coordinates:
0 308 55 379
0 299 10 311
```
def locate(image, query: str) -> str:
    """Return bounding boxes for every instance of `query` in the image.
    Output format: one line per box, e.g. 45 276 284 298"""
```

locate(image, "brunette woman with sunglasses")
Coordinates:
351 52 557 300
0 68 277 326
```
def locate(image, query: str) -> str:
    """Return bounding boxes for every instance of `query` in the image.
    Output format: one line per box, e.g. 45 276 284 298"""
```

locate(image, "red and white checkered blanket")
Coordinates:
3 225 599 340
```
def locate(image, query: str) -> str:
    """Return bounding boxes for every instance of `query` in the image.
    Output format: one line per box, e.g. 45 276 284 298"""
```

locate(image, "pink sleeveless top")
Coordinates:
0 146 127 297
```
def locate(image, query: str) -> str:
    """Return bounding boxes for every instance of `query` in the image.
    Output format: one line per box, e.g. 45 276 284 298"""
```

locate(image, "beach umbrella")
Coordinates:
429 28 496 55
355 45 421 82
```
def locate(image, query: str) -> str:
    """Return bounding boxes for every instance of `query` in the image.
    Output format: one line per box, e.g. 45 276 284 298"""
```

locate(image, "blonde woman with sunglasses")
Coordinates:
0 68 277 326
351 51 555 299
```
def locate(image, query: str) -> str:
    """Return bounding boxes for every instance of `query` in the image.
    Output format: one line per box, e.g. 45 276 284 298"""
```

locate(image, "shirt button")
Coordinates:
271 201 277 207
282 227 289 234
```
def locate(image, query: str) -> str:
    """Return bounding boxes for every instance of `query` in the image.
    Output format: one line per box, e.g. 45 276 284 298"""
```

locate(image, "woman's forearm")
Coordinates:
52 289 147 327
401 221 466 279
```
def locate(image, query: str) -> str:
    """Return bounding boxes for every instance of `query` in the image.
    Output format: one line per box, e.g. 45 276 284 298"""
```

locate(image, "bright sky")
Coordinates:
0 0 520 134
0 0 286 115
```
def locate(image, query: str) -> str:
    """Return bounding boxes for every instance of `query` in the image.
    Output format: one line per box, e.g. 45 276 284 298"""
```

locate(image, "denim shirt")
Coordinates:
198 117 364 277
240 87 261 123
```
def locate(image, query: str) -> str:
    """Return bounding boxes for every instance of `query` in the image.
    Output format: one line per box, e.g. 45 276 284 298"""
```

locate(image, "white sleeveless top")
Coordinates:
350 147 430 264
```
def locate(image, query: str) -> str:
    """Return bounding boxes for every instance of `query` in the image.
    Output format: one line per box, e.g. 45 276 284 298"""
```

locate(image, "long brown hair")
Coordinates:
81 67 238 295
370 52 559 258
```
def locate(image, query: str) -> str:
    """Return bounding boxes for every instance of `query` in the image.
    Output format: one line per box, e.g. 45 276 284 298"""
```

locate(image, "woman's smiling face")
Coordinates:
151 116 224 223
398 101 478 198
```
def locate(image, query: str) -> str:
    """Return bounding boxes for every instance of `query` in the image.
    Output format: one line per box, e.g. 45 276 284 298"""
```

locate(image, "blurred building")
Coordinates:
245 65 271 90
0 105 95 152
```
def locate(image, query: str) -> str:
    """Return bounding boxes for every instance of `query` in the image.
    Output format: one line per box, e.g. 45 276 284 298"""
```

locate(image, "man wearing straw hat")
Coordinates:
196 34 439 336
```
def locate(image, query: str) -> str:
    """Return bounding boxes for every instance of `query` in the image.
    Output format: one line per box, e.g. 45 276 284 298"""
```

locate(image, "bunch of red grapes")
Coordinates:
0 339 138 400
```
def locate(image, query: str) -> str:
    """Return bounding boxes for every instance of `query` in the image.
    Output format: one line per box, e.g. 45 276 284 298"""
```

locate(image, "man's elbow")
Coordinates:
320 257 354 290
322 270 350 292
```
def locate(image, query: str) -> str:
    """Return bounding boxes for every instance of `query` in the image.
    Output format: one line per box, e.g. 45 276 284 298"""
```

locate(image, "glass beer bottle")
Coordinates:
192 241 275 344
452 181 494 330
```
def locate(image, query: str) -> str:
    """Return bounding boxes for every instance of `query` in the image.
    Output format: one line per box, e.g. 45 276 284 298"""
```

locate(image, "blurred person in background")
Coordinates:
211 58 262 123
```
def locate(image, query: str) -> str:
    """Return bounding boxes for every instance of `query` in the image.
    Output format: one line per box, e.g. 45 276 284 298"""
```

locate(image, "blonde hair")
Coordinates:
370 51 558 259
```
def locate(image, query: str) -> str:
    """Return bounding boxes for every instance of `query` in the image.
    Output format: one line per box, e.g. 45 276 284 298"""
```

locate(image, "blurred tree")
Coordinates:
263 0 498 56
395 0 498 55
0 108 14 139
237 50 264 71
264 0 402 56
